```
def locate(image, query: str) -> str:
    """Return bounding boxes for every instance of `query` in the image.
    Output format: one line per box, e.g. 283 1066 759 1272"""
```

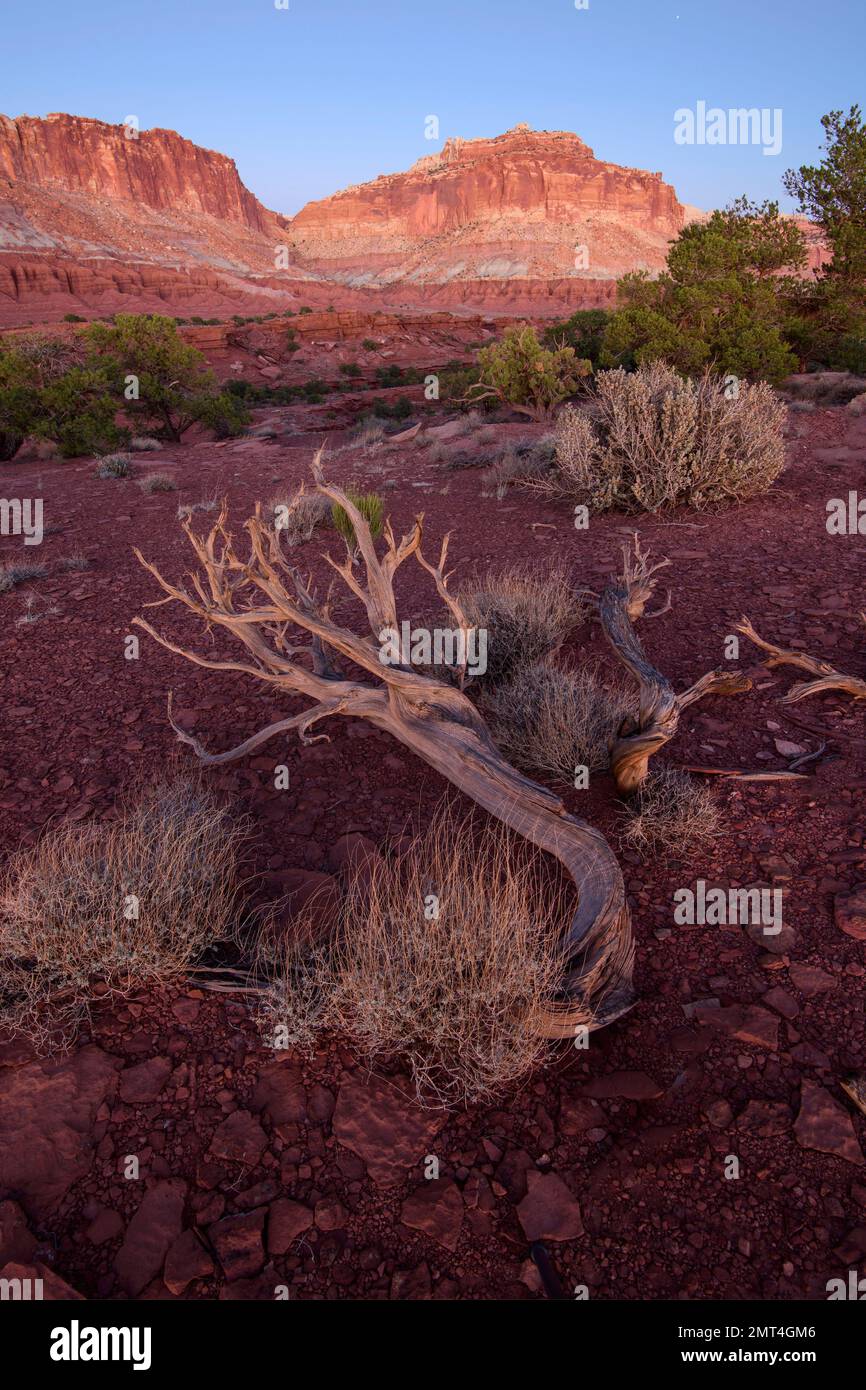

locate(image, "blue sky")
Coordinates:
3 0 863 216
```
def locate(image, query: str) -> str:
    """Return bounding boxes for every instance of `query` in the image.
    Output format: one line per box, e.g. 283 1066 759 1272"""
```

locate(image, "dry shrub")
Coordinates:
0 778 245 1049
458 565 582 683
0 561 48 593
254 811 570 1106
535 362 786 513
619 765 721 854
58 552 91 572
252 928 333 1056
350 418 385 448
138 471 176 494
95 452 133 479
268 486 330 546
484 662 633 783
177 496 218 519
480 437 554 498
128 435 163 452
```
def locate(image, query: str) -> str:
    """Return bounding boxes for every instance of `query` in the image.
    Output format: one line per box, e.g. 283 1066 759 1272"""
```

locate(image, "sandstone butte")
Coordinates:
0 113 822 328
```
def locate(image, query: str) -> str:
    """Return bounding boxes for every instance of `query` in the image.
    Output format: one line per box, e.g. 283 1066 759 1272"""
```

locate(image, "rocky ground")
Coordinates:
1 395 865 1300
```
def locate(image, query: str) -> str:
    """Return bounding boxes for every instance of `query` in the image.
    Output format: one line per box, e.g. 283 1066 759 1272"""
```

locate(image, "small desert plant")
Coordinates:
270 485 330 546
484 663 633 783
128 435 163 452
535 363 786 513
58 552 91 572
351 417 386 448
0 561 48 592
15 592 59 626
0 778 246 1050
361 338 379 351
256 811 570 1106
458 566 582 684
331 490 384 556
177 496 218 520
619 764 721 854
480 438 554 498
138 471 176 494
95 453 133 479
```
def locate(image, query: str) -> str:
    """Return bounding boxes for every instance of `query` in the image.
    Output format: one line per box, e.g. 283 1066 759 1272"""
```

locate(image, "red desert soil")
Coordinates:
1 402 865 1301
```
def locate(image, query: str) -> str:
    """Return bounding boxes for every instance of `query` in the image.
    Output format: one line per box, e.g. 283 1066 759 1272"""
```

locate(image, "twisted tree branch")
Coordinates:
600 536 752 793
134 463 636 1038
736 616 866 702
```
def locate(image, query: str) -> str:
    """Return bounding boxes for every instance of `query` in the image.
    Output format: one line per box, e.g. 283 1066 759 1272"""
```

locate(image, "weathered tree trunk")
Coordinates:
134 461 635 1039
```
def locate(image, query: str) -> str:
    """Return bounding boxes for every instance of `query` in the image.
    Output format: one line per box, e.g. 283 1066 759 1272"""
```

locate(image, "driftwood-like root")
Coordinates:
600 536 752 793
134 451 635 1040
736 616 866 703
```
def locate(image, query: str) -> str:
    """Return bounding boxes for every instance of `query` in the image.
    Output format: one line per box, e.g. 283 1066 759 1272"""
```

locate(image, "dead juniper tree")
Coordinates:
133 456 634 1039
598 536 753 793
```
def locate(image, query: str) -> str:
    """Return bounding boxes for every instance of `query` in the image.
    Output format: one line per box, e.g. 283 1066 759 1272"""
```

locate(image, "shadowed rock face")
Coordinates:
287 124 688 283
0 113 274 231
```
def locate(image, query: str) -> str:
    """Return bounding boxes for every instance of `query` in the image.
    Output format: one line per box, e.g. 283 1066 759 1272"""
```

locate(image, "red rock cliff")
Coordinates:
0 112 273 232
288 124 687 282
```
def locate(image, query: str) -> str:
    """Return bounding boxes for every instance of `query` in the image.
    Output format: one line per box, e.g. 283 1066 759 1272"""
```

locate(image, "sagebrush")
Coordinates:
535 362 786 513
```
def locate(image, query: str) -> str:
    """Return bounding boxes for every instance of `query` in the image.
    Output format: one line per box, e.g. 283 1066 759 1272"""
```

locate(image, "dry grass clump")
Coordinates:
533 362 786 513
484 662 633 783
268 485 330 546
480 436 555 498
458 565 582 683
350 417 386 448
0 561 48 593
138 471 176 494
619 764 721 854
95 452 133 480
57 552 91 572
177 495 218 520
0 778 245 1050
128 435 163 452
255 811 570 1106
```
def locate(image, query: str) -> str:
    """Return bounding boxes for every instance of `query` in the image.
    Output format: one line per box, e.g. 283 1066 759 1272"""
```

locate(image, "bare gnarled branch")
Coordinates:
134 459 636 1038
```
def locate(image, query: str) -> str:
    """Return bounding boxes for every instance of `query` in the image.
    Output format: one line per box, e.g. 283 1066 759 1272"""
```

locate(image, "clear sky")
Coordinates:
3 0 863 216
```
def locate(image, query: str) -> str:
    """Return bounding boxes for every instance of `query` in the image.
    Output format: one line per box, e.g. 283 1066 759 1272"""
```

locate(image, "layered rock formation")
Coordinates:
0 113 275 231
288 124 688 286
2 113 820 328
0 113 299 326
0 114 696 324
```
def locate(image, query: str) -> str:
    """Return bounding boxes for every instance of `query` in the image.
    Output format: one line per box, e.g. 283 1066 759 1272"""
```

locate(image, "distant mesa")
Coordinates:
0 112 693 324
